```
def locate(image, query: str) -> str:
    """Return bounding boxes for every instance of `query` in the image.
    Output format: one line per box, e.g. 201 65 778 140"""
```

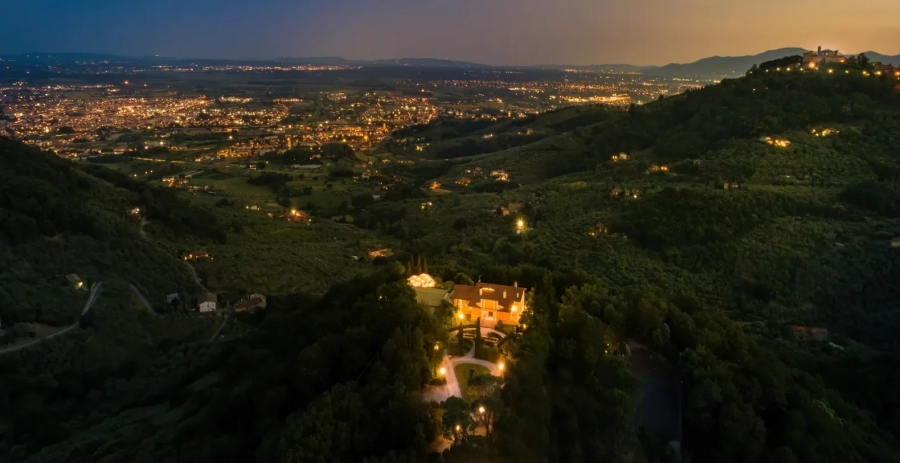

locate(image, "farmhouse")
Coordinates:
233 294 267 312
507 202 524 214
368 247 393 259
198 292 218 313
66 274 84 289
451 281 527 328
589 222 608 237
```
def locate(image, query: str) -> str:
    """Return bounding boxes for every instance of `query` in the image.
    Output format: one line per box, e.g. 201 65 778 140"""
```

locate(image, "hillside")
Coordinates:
0 139 211 329
357 66 900 460
862 51 900 66
3 67 900 463
644 47 808 77
380 68 900 347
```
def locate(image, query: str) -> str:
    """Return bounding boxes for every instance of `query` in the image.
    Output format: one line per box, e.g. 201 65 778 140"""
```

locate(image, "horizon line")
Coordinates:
1 46 898 69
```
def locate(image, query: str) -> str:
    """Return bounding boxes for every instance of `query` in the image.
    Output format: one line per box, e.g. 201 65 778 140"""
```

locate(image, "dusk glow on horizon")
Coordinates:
1 0 899 64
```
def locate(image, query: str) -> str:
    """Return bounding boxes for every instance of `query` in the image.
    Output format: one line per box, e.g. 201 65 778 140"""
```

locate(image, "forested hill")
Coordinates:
0 137 216 327
3 65 900 463
354 64 900 461
398 66 900 353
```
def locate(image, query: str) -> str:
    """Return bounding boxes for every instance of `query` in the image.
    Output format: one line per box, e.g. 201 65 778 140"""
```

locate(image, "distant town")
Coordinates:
0 59 707 160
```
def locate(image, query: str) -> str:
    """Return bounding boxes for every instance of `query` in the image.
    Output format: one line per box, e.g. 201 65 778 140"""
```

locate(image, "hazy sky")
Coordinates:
2 0 899 65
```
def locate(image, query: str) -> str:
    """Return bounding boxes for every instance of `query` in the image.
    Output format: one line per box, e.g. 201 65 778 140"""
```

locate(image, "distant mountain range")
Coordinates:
2 48 899 78
861 52 900 67
642 48 808 78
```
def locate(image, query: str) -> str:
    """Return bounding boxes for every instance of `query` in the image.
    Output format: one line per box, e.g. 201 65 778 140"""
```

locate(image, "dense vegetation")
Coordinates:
0 138 202 327
0 268 446 463
3 63 900 463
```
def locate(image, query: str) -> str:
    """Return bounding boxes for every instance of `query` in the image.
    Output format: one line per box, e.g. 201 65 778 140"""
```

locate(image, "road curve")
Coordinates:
129 283 161 317
0 282 103 356
139 218 207 292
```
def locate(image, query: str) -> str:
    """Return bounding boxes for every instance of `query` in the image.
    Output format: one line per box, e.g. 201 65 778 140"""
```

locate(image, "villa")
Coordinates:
802 46 846 68
451 282 527 327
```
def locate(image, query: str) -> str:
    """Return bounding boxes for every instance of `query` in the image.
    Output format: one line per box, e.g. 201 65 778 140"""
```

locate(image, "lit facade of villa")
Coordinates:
803 46 846 68
451 282 526 327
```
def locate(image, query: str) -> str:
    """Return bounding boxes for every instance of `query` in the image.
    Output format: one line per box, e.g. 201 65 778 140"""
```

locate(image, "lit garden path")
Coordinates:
423 344 503 403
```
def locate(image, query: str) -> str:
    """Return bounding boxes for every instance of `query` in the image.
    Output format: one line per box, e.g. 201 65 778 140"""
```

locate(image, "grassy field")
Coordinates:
454 362 491 401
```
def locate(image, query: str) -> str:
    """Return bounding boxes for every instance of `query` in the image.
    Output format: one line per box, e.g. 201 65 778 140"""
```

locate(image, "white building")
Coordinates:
198 292 217 313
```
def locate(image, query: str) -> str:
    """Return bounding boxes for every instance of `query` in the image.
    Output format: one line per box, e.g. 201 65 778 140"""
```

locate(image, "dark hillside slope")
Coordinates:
0 138 205 326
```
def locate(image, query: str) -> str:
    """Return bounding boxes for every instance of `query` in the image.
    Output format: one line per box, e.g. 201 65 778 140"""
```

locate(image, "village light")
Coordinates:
458 313 464 320
455 425 461 431
434 343 440 351
478 406 486 414
498 363 505 371
439 367 446 375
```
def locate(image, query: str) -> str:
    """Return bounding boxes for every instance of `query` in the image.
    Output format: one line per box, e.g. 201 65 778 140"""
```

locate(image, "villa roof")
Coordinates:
452 282 526 312
199 292 217 304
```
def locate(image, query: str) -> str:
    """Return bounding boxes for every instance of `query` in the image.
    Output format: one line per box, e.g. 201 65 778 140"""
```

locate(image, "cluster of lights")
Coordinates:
408 273 436 288
762 136 791 148
811 128 839 137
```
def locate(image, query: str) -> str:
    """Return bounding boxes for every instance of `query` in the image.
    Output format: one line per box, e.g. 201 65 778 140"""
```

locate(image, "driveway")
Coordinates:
0 282 103 356
422 345 502 403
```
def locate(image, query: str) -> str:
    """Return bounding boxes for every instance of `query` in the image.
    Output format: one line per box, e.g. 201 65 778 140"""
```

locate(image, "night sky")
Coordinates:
2 0 899 65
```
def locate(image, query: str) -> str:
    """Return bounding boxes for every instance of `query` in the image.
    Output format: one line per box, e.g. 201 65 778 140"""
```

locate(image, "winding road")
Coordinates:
139 218 150 239
140 218 207 291
0 282 104 356
183 261 208 292
130 284 161 317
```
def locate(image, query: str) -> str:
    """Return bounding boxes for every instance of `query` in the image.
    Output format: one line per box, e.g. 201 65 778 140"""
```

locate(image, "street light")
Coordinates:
439 367 446 375
434 343 440 351
498 362 505 371
458 313 464 320
478 406 486 414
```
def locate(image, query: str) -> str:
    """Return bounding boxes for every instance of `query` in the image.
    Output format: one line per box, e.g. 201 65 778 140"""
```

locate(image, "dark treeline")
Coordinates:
0 266 447 462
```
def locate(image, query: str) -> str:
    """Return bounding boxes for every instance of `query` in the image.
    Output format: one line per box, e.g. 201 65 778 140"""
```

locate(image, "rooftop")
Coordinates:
413 287 450 309
452 282 526 312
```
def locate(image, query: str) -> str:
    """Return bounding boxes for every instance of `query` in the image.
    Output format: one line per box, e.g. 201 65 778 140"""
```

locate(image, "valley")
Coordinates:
2 54 900 463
